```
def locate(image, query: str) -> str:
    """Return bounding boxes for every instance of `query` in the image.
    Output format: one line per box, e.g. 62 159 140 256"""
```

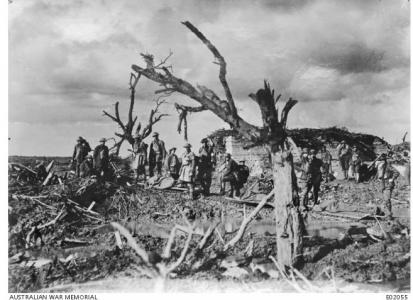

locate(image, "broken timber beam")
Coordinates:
225 196 275 208
42 171 54 186
9 163 37 175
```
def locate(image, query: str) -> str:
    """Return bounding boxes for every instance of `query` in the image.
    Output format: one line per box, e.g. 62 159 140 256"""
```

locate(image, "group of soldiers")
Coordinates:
336 140 363 182
71 134 398 218
130 132 249 200
71 136 110 179
299 141 399 219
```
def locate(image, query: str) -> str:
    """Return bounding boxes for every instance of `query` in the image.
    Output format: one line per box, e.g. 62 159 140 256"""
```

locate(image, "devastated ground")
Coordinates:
8 156 410 292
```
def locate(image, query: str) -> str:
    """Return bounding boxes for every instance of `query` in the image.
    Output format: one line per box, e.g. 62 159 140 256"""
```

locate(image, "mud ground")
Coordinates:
8 157 410 292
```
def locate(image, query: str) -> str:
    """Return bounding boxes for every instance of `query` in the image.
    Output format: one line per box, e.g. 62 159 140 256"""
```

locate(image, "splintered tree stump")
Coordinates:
272 151 302 268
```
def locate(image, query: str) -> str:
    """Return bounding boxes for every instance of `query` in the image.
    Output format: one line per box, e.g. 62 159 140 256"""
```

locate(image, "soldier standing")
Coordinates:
198 138 214 196
383 171 399 220
320 146 332 182
219 153 239 197
302 149 323 210
166 147 180 180
178 143 196 200
350 146 362 183
337 141 351 179
72 137 91 177
149 132 166 177
93 138 109 179
132 134 148 181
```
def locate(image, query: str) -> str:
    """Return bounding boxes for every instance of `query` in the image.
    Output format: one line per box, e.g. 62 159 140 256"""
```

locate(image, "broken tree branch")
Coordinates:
198 222 220 250
38 209 66 229
12 194 56 210
154 50 173 69
182 21 237 118
111 222 152 267
280 98 298 129
174 103 207 140
224 189 275 251
165 226 194 274
162 224 191 259
141 97 169 139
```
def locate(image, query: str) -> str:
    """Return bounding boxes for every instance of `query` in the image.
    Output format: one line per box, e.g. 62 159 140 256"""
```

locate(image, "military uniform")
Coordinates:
383 171 399 220
179 144 196 199
166 150 180 180
72 138 91 177
350 150 362 182
320 149 332 182
375 154 388 191
198 142 213 195
93 140 109 179
132 139 147 180
149 134 166 177
302 152 323 208
337 142 352 179
220 156 239 197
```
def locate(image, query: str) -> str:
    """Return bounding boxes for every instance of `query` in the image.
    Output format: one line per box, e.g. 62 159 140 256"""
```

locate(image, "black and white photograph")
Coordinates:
7 0 411 295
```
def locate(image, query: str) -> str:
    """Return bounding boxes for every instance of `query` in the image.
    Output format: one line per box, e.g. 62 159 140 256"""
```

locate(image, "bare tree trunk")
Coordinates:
271 149 303 268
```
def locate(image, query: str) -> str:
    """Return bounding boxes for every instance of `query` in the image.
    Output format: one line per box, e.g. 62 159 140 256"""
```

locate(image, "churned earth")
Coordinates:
8 156 410 292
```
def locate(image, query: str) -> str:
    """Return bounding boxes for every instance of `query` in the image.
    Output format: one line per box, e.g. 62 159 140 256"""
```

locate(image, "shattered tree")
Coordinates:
103 72 168 155
131 21 303 269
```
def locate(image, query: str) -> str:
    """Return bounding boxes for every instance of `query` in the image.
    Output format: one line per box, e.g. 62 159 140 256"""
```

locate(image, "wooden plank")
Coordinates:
314 210 384 222
114 231 123 249
42 171 54 186
9 163 37 175
46 160 55 173
225 196 275 208
87 201 96 211
63 238 90 246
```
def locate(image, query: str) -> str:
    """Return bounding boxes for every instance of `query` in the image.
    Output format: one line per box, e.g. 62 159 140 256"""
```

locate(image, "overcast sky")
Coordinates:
9 0 410 156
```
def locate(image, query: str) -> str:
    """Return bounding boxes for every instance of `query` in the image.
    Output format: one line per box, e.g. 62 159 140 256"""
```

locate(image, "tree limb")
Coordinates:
111 222 151 267
153 50 173 69
131 63 263 144
224 189 275 251
141 98 168 139
280 98 298 129
165 227 194 274
103 102 126 132
182 21 237 117
175 103 207 113
128 73 141 126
